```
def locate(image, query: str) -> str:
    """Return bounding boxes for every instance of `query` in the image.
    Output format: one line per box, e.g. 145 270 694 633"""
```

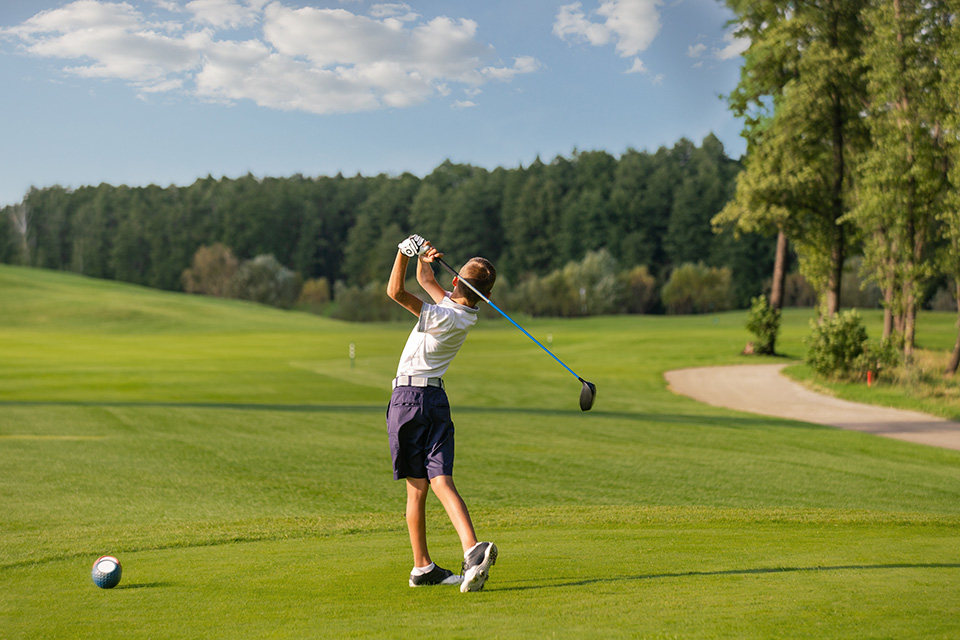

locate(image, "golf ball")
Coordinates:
91 555 122 589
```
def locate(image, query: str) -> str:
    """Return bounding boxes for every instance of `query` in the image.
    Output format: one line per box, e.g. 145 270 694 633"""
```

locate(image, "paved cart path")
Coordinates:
664 363 960 452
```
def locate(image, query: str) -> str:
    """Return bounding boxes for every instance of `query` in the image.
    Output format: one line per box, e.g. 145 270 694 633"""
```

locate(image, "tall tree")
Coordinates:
723 0 868 317
852 0 947 356
666 135 732 267
938 0 960 375
441 168 504 264
503 159 564 278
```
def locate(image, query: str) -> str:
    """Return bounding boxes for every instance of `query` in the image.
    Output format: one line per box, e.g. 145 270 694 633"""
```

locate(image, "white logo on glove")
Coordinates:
398 234 427 257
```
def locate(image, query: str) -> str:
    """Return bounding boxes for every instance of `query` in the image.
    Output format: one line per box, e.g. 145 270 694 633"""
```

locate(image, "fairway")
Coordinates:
2 265 959 639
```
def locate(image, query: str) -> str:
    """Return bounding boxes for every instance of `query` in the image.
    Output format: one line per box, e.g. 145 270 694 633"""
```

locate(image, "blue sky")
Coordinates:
0 0 748 208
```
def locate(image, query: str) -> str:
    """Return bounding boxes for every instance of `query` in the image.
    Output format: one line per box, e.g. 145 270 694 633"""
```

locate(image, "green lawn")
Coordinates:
1 265 958 639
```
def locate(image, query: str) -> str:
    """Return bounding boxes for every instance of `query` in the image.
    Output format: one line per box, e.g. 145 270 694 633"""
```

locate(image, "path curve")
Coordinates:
664 363 960 452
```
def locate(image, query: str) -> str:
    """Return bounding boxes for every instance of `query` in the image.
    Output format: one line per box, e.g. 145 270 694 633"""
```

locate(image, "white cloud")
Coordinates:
714 30 748 61
624 57 646 74
687 43 706 58
482 56 541 81
6 1 141 34
2 0 540 115
553 0 662 62
370 3 419 22
185 0 260 29
553 2 614 48
452 100 476 109
150 0 183 11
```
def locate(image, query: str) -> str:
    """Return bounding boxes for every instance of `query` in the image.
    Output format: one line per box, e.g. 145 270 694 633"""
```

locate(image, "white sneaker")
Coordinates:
409 564 462 587
460 542 497 593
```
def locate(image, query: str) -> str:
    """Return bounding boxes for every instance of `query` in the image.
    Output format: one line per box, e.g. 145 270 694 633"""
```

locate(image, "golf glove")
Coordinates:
398 234 427 257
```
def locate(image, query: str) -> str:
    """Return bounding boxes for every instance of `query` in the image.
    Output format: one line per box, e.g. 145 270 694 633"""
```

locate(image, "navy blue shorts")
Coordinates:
387 386 455 480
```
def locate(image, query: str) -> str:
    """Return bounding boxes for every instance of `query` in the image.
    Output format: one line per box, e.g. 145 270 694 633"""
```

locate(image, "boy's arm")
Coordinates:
386 251 424 317
417 242 448 304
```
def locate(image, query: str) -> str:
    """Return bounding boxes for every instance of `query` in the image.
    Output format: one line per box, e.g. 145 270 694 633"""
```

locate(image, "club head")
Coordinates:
579 379 596 412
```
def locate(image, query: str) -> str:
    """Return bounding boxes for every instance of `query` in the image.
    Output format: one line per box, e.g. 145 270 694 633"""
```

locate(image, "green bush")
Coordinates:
332 280 412 322
745 295 781 355
661 262 734 315
855 337 904 382
231 254 301 309
298 277 331 313
805 310 869 379
507 249 626 318
619 265 658 314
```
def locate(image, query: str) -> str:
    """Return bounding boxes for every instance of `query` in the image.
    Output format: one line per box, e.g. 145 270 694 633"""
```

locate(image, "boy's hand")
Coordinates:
421 242 443 263
398 234 427 257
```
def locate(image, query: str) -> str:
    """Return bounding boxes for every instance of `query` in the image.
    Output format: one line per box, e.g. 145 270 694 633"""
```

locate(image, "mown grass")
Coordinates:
1 265 959 639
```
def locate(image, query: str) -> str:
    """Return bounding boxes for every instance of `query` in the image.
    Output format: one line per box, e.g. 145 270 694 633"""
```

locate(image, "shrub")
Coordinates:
507 249 624 318
231 254 301 309
562 249 622 316
745 295 781 355
661 262 734 315
805 310 868 379
619 265 658 314
181 243 238 297
855 337 904 382
299 277 331 312
332 280 411 322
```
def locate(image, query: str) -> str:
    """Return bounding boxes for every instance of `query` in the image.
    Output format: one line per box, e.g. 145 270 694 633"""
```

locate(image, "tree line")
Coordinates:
0 135 779 316
717 0 960 372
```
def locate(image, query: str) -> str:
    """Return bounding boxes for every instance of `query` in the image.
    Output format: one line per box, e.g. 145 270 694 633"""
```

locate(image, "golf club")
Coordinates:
436 257 597 411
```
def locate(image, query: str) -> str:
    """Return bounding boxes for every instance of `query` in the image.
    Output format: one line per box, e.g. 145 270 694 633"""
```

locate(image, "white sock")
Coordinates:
411 562 435 576
465 542 482 556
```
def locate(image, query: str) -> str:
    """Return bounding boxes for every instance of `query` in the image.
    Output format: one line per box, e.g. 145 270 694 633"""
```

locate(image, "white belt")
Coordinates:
393 376 444 389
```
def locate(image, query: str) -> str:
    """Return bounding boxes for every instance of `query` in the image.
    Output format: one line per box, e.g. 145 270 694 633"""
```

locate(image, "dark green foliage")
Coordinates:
1 136 771 315
0 206 21 263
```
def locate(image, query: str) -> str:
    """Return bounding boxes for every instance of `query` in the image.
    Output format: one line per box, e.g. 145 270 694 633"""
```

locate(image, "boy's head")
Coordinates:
454 257 496 307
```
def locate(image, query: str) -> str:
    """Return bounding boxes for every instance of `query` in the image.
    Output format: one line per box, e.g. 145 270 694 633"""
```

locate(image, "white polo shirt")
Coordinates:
395 294 478 378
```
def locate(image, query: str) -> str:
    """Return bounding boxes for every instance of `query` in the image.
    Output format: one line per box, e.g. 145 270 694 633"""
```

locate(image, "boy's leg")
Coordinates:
432 475 498 593
429 475 477 553
406 477 431 568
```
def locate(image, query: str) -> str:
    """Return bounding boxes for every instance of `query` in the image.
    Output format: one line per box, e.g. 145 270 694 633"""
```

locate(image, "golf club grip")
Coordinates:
435 257 581 381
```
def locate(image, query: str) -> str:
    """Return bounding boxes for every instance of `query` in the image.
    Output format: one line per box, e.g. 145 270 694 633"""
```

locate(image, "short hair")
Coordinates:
456 257 496 306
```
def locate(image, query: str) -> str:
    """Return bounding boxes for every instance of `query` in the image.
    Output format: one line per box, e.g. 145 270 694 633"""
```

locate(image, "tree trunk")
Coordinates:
946 280 960 376
825 223 844 317
826 77 846 318
882 279 894 341
770 229 788 311
903 299 916 360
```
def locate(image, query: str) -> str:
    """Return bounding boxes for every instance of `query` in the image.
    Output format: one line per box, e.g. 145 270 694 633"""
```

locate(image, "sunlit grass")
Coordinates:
1 265 959 639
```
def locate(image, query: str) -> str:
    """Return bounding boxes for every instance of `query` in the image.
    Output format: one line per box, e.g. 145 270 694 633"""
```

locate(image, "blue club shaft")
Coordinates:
437 258 583 382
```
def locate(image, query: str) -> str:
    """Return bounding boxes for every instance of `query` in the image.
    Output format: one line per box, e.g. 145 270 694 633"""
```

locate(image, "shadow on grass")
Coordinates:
496 563 960 592
0 400 834 433
115 581 173 590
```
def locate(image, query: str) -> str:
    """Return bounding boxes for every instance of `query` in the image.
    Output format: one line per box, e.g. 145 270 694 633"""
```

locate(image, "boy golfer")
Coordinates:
386 234 498 592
